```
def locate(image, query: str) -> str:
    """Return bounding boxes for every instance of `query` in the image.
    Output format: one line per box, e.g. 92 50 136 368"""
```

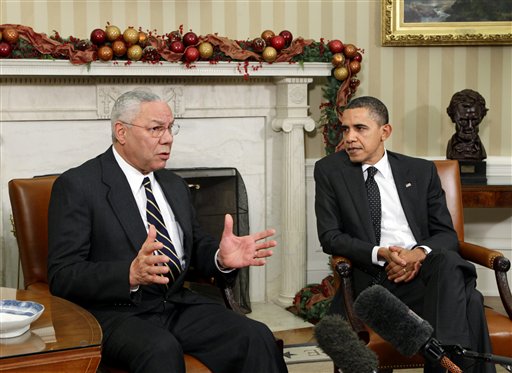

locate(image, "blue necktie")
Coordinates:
143 177 182 284
366 167 381 245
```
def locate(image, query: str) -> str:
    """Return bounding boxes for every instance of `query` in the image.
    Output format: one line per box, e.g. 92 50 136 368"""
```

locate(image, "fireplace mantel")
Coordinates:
0 60 332 77
0 60 332 306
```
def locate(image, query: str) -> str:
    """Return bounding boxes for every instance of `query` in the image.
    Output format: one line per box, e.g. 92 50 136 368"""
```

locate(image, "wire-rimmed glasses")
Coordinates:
121 121 180 137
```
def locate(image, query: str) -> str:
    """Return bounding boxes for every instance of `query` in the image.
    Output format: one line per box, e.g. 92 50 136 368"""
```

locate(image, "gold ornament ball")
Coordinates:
262 46 277 62
261 30 275 44
343 43 358 59
123 27 139 45
112 40 127 57
127 44 143 61
349 60 361 74
0 32 2 42
97 45 114 61
198 42 214 59
333 66 349 81
331 53 345 67
105 25 121 41
2 28 19 44
138 31 148 45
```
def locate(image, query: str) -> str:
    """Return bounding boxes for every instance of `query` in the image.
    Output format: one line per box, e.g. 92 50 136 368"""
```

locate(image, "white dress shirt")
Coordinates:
112 147 185 266
364 151 430 265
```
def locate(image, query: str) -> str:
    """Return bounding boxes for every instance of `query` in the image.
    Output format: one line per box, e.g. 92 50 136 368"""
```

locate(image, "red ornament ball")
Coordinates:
354 52 363 62
252 37 266 53
343 44 358 59
2 28 19 44
170 40 185 53
261 30 275 44
0 42 12 58
168 30 182 43
97 45 114 61
75 39 91 51
183 32 198 46
328 39 344 54
270 35 285 51
90 28 107 45
279 30 293 47
184 46 200 62
142 46 160 62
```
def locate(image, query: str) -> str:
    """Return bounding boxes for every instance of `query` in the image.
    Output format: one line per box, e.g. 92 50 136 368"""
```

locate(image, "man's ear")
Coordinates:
381 123 392 141
114 122 127 144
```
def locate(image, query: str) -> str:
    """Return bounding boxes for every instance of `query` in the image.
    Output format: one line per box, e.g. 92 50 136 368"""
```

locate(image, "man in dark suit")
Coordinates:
48 89 287 373
314 96 495 373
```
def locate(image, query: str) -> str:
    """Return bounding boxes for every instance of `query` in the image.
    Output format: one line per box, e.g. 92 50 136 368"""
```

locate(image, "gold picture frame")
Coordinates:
382 0 512 46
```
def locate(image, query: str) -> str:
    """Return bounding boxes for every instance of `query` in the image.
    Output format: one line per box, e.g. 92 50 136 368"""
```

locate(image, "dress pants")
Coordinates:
102 300 288 373
329 250 496 373
385 250 496 373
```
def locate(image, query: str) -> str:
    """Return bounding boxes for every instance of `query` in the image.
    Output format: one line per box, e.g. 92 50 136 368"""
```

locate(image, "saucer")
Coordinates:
0 300 44 338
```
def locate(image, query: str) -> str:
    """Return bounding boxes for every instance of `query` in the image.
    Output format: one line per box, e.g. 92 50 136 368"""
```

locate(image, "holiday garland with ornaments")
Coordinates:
0 24 364 153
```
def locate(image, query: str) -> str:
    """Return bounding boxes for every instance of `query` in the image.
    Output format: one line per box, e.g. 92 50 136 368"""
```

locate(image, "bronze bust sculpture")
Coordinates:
446 89 488 161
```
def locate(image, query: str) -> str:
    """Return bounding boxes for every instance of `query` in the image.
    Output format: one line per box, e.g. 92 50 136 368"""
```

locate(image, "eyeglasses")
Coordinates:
121 121 180 137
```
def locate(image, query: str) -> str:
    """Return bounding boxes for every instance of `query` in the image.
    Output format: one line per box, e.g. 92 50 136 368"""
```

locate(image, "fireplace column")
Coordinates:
272 77 316 306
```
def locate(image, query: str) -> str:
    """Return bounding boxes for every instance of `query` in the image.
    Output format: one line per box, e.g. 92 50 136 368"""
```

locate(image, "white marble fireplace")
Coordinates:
0 60 331 305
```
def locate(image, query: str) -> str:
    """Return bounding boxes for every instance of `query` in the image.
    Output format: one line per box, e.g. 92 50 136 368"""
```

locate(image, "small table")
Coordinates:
0 287 102 373
461 184 512 208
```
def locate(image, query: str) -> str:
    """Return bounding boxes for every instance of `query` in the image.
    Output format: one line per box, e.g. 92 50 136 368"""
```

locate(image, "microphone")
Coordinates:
314 314 378 373
353 285 462 373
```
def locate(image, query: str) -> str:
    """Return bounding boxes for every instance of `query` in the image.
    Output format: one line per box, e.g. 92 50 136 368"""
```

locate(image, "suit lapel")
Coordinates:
339 155 376 242
100 148 147 254
388 154 422 240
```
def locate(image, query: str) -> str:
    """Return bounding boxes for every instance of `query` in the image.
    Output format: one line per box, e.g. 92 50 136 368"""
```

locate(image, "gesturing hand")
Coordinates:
129 224 171 287
217 214 277 269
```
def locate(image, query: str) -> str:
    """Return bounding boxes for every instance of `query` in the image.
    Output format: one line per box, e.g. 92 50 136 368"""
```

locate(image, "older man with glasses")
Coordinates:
47 89 287 373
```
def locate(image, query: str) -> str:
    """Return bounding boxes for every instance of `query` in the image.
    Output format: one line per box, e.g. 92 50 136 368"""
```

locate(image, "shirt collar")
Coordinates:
362 149 392 179
112 146 155 194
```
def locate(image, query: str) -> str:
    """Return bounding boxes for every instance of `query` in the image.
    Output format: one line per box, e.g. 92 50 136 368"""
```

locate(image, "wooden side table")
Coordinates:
0 287 102 373
462 185 512 208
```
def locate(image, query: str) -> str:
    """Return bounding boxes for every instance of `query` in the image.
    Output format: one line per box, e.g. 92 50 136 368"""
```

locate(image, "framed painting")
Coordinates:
382 0 512 46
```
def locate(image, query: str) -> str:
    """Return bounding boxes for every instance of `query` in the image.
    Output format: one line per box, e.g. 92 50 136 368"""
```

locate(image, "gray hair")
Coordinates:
345 96 389 126
110 90 163 142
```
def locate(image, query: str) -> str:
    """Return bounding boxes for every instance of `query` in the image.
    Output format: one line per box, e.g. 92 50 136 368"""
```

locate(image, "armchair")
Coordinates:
8 175 249 373
330 159 512 372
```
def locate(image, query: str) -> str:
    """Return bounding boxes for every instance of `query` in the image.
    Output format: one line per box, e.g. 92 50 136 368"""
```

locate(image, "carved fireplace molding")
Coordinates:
0 60 332 305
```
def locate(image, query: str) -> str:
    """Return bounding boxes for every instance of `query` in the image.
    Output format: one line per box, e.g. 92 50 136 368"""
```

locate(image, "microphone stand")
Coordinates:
444 345 512 372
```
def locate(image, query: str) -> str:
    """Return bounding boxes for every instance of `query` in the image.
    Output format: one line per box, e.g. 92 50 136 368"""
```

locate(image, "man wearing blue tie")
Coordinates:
48 89 287 373
314 96 495 373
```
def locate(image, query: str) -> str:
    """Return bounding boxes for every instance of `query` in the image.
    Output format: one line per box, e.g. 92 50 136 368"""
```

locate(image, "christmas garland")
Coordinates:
0 24 363 154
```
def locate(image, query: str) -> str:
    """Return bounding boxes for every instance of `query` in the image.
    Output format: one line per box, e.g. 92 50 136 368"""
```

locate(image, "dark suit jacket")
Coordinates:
314 150 458 295
48 147 236 340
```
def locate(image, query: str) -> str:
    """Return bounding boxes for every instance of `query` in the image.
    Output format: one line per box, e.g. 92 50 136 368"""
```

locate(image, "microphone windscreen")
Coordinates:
314 314 378 373
353 285 433 357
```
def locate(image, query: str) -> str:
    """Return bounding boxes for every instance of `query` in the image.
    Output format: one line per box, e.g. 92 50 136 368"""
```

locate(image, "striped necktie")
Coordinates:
143 177 182 284
365 167 381 245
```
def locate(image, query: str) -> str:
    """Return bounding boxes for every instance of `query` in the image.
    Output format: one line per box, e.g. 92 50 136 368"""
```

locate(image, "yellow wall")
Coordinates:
2 0 510 159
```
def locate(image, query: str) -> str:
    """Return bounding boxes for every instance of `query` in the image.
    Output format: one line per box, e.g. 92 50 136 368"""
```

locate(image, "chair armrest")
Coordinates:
459 241 512 319
330 256 370 343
